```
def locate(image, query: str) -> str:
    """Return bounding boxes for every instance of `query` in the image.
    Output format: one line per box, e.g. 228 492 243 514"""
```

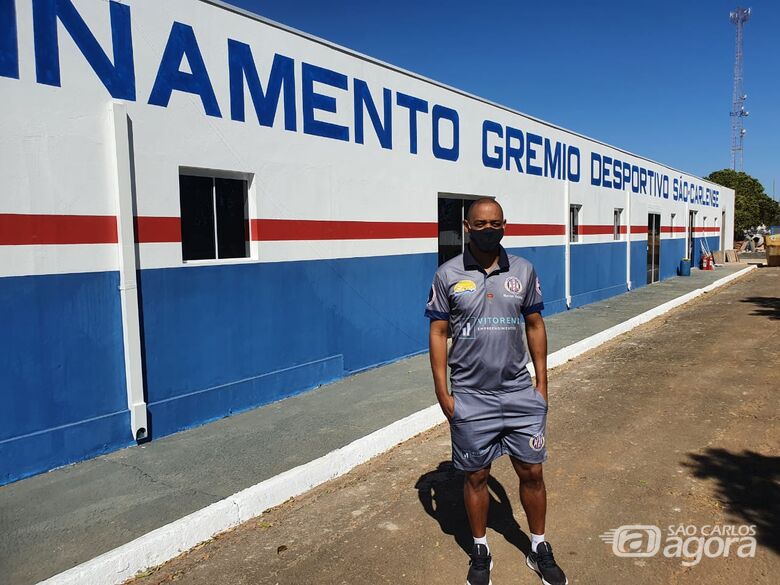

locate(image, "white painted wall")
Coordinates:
0 0 734 278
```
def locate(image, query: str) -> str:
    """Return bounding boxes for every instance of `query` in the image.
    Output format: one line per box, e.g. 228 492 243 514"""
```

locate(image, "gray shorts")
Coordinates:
449 386 548 471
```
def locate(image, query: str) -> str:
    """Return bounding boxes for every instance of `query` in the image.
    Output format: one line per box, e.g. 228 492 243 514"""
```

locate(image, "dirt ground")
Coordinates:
130 267 779 585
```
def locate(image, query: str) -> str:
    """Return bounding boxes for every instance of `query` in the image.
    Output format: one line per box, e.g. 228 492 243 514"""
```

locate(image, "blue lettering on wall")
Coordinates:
567 146 580 182
228 41 296 130
0 0 19 79
2 2 726 203
595 155 715 207
431 104 459 161
482 120 503 169
301 62 349 141
544 140 561 179
32 0 135 99
591 152 601 186
483 119 580 183
602 155 612 189
396 92 428 155
612 159 623 190
526 133 543 176
505 126 524 172
353 79 392 149
148 22 221 117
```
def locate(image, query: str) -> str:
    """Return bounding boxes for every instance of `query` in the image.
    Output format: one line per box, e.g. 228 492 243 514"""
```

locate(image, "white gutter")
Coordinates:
109 101 148 441
564 180 572 308
625 188 632 290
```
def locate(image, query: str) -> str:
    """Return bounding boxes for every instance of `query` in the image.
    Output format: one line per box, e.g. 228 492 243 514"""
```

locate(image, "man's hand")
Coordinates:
535 381 548 404
525 311 549 406
439 392 455 421
429 320 452 421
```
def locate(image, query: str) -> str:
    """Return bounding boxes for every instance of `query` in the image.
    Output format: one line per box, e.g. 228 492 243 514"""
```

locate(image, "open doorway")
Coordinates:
688 210 697 262
647 213 661 284
438 195 490 265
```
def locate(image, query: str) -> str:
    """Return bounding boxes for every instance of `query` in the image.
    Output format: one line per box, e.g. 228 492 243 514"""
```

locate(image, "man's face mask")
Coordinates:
468 226 504 252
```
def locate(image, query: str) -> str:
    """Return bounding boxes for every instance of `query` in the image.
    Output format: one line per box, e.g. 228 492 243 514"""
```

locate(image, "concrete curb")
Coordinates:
38 265 756 585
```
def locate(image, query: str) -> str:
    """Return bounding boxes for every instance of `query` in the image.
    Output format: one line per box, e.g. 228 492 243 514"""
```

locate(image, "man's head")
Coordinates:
464 198 506 253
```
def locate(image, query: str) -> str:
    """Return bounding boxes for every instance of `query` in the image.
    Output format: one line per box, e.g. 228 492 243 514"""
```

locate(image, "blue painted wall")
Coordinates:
570 241 627 307
1 237 720 485
630 240 647 289
0 271 132 485
138 253 436 438
508 245 567 315
661 238 686 279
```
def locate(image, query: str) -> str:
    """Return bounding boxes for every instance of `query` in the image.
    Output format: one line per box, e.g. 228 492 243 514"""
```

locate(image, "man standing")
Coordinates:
425 198 567 585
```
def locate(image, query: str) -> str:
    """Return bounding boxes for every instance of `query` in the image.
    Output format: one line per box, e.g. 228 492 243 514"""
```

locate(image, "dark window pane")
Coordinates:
438 197 463 265
569 205 579 242
613 210 620 240
215 178 248 259
180 175 215 261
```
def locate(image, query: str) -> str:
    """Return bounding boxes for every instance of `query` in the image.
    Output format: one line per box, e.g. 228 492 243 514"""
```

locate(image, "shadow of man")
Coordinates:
415 461 531 557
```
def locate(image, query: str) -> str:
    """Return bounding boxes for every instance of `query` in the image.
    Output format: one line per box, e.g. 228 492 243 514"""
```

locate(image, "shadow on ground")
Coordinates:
740 296 780 320
415 461 531 556
683 448 779 554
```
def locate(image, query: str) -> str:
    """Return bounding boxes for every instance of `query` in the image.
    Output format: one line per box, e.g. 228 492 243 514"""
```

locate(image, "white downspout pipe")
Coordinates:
625 188 632 290
109 101 148 441
564 180 571 308
685 201 691 263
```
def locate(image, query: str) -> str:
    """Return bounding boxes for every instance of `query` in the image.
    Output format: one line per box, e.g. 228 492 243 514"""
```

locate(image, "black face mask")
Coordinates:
468 227 504 252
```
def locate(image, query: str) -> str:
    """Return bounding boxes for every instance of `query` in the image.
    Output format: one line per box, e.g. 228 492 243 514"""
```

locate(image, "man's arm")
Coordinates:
429 319 454 420
525 312 548 401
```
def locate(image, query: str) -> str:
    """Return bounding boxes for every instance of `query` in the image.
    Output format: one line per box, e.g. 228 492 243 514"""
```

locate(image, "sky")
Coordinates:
221 0 779 198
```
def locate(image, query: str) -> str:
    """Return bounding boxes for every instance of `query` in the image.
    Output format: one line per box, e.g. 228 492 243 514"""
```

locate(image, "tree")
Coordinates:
705 169 780 237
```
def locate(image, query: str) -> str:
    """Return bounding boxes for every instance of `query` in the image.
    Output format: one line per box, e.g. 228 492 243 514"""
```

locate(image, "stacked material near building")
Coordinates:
0 0 734 485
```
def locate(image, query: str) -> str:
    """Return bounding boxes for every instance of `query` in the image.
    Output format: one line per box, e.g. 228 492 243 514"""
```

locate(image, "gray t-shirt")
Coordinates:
425 245 544 392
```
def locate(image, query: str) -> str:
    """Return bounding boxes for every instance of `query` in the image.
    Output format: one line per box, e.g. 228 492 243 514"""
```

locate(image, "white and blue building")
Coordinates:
0 0 733 485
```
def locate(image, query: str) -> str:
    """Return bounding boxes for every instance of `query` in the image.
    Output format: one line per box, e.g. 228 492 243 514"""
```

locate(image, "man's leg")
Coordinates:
463 465 491 538
510 456 567 584
509 458 546 534
463 466 493 585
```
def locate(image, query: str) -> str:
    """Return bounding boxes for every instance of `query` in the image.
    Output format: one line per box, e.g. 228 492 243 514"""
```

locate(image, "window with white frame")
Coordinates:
569 204 581 243
613 208 623 240
179 173 249 261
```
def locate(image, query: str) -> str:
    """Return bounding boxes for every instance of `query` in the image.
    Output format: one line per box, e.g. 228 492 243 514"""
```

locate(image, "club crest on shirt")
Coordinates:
529 432 545 451
453 280 477 295
504 276 523 295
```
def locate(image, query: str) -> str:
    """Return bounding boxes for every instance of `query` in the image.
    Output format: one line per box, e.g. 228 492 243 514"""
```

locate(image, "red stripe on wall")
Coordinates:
579 224 615 235
0 213 117 245
0 215 580 245
661 226 687 233
134 216 182 243
573 225 650 236
505 223 566 236
251 219 439 241
693 227 720 233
